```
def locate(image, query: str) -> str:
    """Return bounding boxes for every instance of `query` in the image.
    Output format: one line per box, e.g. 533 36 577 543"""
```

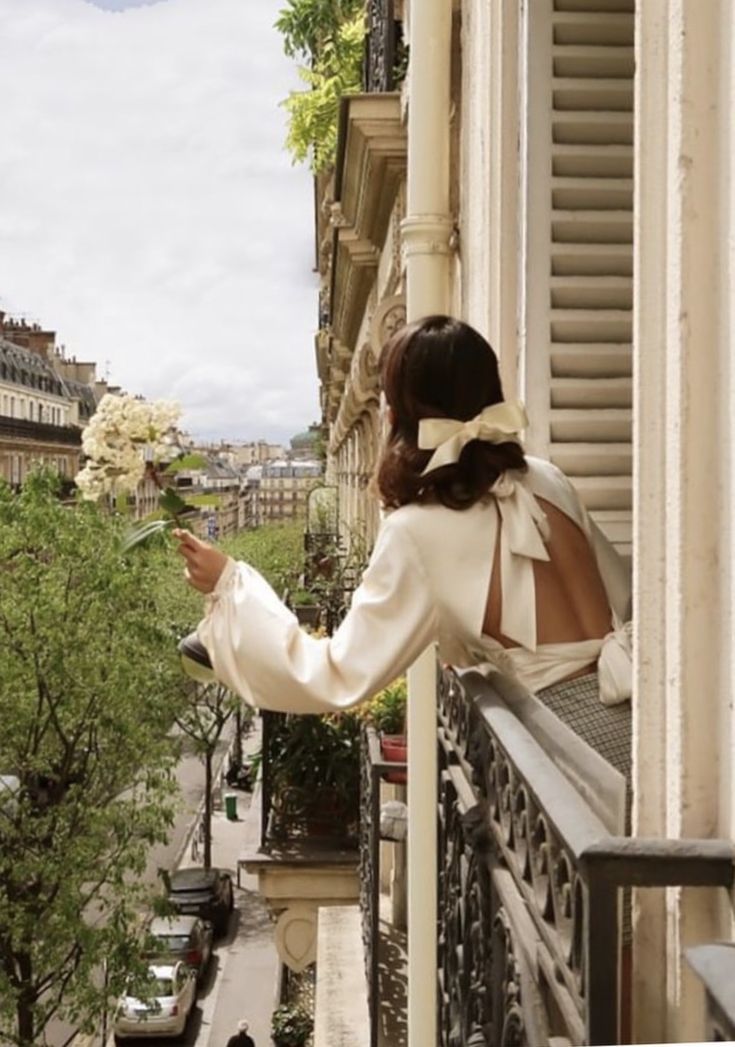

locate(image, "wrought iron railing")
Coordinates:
364 0 406 93
435 668 735 1046
358 666 735 1046
0 416 81 446
260 710 361 851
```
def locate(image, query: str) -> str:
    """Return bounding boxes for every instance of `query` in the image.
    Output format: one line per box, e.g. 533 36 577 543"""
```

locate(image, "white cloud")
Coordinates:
0 0 319 443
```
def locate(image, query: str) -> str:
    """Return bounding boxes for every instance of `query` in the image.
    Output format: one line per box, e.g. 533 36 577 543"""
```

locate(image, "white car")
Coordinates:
113 962 196 1041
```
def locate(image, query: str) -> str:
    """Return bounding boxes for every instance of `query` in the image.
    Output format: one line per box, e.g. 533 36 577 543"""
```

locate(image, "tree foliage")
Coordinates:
223 520 305 597
174 682 239 869
275 0 364 63
276 0 366 172
0 471 187 1045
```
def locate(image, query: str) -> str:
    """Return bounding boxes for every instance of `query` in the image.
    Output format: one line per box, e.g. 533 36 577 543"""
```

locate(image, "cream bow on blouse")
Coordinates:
490 473 551 651
418 400 550 650
418 400 528 475
482 471 632 704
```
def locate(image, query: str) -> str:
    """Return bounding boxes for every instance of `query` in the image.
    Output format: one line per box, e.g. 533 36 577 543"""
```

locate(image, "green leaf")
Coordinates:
159 487 189 516
121 518 172 552
163 452 208 474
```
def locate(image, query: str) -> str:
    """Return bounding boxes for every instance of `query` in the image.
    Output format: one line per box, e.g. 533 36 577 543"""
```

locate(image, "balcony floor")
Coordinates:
377 896 407 1047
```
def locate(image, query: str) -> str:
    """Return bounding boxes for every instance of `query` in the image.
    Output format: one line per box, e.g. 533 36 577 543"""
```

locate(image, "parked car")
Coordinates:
113 962 195 1042
166 867 233 936
144 915 213 983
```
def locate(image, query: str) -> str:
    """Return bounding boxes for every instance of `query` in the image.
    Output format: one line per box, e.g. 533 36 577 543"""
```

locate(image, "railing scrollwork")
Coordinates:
357 664 734 1045
435 667 735 1046
364 0 406 94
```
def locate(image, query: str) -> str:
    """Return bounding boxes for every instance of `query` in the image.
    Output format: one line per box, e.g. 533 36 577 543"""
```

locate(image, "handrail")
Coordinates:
358 664 735 1046
435 667 734 1046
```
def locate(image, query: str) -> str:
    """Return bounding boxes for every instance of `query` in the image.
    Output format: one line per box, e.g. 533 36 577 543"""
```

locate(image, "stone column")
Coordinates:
633 0 735 1039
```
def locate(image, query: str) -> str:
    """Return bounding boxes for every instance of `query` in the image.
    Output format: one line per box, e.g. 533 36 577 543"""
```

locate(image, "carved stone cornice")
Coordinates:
314 329 330 385
331 93 407 351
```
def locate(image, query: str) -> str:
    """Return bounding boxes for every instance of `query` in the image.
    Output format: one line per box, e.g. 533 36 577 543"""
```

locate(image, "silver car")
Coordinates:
113 962 196 1042
145 915 213 982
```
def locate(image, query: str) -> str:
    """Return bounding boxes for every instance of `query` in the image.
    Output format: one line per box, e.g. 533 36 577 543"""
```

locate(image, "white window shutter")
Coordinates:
547 0 634 555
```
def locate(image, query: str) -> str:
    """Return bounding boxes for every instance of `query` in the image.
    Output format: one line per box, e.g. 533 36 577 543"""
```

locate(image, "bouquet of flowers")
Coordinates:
75 392 190 548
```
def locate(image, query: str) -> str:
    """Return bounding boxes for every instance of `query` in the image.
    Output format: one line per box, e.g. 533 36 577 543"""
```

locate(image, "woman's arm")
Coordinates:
175 519 438 714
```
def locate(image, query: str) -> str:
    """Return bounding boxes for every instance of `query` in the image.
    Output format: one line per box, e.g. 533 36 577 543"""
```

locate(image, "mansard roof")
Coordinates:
60 377 97 419
0 338 65 397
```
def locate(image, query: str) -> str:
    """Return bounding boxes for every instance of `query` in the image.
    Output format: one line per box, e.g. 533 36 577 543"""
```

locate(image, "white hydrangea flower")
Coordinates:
75 393 183 501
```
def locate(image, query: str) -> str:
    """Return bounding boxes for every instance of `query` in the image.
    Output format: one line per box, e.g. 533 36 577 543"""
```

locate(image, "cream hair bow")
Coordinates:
418 400 528 476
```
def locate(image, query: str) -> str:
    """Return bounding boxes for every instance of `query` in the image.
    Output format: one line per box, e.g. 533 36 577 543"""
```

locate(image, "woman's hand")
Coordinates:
173 529 229 594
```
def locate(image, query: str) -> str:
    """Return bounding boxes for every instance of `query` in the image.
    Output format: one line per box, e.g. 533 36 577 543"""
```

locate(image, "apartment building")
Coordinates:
259 459 322 523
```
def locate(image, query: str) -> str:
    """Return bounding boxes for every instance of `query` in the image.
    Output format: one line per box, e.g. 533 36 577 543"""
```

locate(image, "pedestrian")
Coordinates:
175 314 631 781
226 1018 255 1047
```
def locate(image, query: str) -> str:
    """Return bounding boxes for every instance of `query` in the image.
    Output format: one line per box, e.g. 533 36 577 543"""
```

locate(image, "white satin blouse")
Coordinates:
197 457 632 715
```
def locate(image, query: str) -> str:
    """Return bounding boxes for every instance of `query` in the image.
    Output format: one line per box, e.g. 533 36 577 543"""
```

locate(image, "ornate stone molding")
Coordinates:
274 903 318 973
370 294 406 361
331 93 407 350
329 343 381 452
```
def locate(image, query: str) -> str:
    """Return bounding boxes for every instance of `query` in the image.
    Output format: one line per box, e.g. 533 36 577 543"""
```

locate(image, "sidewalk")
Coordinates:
179 746 279 1047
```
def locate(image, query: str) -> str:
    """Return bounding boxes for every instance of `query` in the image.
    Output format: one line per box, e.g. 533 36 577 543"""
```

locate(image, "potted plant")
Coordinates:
266 712 361 841
289 587 322 628
359 677 407 783
271 1003 314 1047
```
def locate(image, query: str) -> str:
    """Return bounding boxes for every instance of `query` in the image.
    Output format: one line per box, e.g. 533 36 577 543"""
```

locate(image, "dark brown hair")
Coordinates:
376 315 527 510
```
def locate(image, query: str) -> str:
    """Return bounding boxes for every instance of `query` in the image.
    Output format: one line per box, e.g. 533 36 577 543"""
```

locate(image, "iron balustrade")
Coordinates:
0 416 81 446
358 666 735 1046
435 667 735 1046
364 0 405 93
260 709 361 850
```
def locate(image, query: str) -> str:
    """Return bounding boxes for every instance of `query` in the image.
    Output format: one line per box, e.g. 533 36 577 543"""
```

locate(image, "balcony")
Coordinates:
364 0 406 94
240 710 362 979
0 415 81 447
354 667 735 1046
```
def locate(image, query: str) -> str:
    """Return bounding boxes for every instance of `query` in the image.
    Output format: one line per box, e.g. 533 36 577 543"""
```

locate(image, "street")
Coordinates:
48 732 233 1047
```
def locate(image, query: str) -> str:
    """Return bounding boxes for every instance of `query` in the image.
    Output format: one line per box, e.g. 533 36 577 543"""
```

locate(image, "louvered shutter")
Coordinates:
547 0 634 555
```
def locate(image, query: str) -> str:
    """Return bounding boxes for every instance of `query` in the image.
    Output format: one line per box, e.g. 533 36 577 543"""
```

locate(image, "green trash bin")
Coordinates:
224 793 238 821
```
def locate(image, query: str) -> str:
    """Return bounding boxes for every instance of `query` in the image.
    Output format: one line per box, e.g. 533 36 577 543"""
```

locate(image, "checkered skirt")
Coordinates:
536 670 631 787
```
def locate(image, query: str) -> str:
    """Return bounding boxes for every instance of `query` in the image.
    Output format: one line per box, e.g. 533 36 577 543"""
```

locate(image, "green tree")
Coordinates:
276 0 366 172
173 682 239 869
223 520 305 596
0 472 185 1045
275 0 364 64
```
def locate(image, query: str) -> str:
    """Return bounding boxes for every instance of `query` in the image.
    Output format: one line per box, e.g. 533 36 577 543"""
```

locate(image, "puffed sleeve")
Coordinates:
196 515 439 714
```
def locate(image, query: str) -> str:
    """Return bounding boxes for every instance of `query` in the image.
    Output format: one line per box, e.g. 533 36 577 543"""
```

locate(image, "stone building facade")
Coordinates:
312 0 735 1041
0 315 85 486
259 459 323 523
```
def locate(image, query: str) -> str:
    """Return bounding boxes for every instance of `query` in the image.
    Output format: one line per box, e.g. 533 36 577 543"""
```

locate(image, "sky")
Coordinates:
0 0 319 444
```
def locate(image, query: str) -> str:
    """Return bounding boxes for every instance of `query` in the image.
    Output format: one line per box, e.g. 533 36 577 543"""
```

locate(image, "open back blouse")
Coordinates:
197 457 632 715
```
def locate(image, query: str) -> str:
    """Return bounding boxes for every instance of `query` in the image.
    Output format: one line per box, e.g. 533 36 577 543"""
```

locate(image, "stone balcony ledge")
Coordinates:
240 838 360 975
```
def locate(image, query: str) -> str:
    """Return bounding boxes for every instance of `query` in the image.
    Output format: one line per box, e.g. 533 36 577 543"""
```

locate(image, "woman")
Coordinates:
175 315 631 777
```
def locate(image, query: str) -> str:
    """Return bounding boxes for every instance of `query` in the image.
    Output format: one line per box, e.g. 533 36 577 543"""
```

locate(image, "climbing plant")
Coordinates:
275 0 366 172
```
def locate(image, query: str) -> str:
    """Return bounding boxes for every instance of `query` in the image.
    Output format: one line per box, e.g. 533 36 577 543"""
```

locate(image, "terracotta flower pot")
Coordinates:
380 733 408 784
